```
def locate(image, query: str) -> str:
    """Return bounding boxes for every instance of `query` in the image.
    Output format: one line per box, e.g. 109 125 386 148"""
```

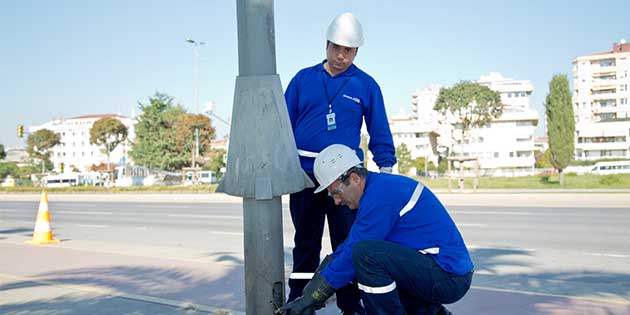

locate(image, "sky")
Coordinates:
1 0 629 149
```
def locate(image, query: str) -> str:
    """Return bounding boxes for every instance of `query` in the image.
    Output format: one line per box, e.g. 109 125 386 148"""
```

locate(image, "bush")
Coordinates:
599 175 621 186
565 172 577 177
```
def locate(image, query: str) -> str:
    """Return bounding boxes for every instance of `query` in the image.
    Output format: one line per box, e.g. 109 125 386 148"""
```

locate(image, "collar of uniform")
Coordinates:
319 60 358 77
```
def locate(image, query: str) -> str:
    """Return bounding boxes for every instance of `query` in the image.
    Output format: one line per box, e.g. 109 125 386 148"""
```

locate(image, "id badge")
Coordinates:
326 112 337 131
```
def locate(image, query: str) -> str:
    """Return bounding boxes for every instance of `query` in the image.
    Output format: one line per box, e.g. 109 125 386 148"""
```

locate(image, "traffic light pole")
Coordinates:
217 1 313 314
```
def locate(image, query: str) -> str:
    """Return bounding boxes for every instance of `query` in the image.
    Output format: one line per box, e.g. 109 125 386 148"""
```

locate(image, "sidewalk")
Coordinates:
0 241 627 315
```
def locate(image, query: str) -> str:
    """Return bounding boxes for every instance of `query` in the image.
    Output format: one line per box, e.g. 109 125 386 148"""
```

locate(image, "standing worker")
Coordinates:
281 144 474 315
284 12 397 315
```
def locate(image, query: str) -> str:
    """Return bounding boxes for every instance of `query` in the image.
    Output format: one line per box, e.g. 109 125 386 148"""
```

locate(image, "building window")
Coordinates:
621 98 628 105
494 152 499 158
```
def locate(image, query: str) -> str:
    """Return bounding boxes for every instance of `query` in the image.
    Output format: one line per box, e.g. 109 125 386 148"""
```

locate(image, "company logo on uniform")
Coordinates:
342 94 361 104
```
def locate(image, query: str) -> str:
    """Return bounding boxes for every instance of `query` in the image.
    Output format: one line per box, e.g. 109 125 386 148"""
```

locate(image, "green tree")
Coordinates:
26 129 61 172
90 117 128 173
0 162 19 180
434 81 502 156
129 93 188 171
204 148 226 175
544 74 575 187
535 149 553 168
0 144 6 160
173 113 216 161
396 143 412 175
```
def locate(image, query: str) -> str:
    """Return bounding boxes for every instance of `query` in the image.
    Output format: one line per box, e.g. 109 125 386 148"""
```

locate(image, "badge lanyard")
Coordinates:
321 71 351 131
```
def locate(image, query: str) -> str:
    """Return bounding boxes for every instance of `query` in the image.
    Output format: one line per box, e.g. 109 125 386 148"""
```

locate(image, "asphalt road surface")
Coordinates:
1 192 629 308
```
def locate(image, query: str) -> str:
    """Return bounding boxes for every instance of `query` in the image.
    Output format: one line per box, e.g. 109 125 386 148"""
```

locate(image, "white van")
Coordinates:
198 171 217 184
590 160 630 175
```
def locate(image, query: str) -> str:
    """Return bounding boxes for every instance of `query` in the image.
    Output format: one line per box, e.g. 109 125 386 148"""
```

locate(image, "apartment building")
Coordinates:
389 72 538 176
29 114 135 172
572 39 630 160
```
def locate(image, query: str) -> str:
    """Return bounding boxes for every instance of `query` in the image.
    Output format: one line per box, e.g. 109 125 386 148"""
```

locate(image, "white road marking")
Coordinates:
588 252 630 259
451 211 534 216
59 211 113 215
147 205 190 209
168 214 241 219
468 245 536 252
457 223 487 227
76 224 108 228
58 204 98 208
211 231 243 236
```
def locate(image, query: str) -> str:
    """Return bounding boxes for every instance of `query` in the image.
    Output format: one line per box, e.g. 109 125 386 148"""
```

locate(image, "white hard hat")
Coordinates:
326 12 364 48
314 144 362 194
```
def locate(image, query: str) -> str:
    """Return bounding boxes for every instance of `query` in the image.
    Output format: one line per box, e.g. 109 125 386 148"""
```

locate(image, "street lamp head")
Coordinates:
186 38 195 44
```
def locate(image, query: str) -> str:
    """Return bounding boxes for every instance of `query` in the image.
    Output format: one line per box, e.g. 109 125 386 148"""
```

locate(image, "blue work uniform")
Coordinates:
284 61 396 314
321 172 474 314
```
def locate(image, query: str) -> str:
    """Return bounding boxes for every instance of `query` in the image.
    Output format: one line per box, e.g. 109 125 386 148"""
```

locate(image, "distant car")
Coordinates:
590 160 630 175
198 171 217 184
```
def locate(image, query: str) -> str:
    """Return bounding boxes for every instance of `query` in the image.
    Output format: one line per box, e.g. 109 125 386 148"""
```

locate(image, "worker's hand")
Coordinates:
379 166 393 174
277 272 334 314
276 297 316 314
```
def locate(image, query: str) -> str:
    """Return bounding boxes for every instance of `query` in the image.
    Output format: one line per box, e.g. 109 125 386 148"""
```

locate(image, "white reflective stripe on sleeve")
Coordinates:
289 272 315 280
399 183 424 217
358 281 397 294
297 150 319 158
419 247 440 255
34 221 51 233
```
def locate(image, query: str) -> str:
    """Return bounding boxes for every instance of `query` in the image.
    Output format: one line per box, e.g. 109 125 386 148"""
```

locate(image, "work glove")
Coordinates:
278 273 335 314
379 166 393 174
277 255 335 315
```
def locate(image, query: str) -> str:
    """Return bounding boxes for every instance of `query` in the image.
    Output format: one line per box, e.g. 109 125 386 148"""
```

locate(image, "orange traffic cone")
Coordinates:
25 190 60 245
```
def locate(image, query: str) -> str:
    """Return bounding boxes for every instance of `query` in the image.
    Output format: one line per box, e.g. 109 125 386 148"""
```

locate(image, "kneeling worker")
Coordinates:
280 144 474 315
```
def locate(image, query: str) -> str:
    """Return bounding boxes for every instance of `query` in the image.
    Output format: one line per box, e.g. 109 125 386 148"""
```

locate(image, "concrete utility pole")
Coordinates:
217 1 313 314
186 38 205 172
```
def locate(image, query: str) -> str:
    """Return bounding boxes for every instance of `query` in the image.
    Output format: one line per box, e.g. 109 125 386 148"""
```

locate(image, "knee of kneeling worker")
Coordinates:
351 240 375 266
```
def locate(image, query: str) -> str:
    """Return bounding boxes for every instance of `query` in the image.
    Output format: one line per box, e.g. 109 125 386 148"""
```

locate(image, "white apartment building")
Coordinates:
390 72 539 176
29 114 135 172
572 40 630 160
389 112 440 165
471 73 539 175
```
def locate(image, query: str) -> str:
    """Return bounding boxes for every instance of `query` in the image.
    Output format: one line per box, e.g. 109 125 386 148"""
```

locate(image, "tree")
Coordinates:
395 143 412 175
535 149 553 168
545 74 575 187
90 117 128 174
204 148 226 176
0 144 6 160
129 93 188 171
26 129 61 172
434 81 502 156
173 113 216 162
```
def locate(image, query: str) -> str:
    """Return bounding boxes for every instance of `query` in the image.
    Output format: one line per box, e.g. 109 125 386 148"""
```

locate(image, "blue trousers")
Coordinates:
352 240 473 315
288 173 363 314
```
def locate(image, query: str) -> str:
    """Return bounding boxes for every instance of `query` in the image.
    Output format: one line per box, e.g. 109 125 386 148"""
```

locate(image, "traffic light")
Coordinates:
17 125 24 138
59 162 64 173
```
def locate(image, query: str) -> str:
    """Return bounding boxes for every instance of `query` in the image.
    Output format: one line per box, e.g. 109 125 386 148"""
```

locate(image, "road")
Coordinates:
1 192 629 314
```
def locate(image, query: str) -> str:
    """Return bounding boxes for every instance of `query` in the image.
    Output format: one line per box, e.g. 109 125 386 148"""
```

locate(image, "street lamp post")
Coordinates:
186 38 205 173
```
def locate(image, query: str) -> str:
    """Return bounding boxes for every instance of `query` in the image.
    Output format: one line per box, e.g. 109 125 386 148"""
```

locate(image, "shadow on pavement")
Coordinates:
0 247 627 315
0 264 246 313
0 228 32 235
0 289 205 315
464 247 630 313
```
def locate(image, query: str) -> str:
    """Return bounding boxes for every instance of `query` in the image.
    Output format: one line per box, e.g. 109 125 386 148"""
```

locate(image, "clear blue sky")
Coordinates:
2 0 628 148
